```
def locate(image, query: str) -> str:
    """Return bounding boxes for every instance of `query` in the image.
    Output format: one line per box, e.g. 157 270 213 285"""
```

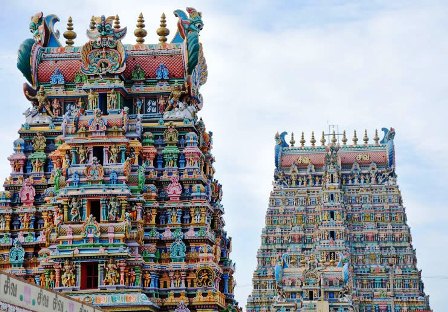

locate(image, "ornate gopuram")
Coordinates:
246 130 431 312
0 8 238 312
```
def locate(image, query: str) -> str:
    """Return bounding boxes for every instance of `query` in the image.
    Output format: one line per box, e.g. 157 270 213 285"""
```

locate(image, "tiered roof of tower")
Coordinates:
1 8 239 312
246 129 431 312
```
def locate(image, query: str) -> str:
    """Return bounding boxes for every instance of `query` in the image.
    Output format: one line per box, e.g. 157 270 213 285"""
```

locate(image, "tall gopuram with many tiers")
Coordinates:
246 130 431 312
0 8 239 312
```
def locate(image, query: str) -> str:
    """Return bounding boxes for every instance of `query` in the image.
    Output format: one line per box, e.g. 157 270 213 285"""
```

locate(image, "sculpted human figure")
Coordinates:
87 90 98 110
108 145 119 163
78 145 87 164
70 198 81 222
107 89 118 110
104 258 119 285
25 86 54 117
166 84 186 111
51 98 61 117
32 132 46 152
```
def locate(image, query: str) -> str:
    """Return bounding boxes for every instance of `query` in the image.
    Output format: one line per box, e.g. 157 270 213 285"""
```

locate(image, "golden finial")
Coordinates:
374 129 379 145
134 13 147 44
157 13 170 44
63 16 76 47
342 130 347 145
114 15 120 29
290 132 295 147
331 130 337 144
300 132 305 147
363 130 369 145
352 130 358 145
310 131 316 147
89 16 96 31
320 131 326 146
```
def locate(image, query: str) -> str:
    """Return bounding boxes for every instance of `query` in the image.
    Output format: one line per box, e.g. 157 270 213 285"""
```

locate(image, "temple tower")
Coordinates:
246 130 431 312
1 9 238 312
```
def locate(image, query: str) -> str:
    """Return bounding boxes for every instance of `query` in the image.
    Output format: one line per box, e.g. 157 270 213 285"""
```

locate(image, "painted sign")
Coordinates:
0 272 101 312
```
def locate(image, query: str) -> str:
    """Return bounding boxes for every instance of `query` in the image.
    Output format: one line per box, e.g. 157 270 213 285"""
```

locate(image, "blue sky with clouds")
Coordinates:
0 1 447 310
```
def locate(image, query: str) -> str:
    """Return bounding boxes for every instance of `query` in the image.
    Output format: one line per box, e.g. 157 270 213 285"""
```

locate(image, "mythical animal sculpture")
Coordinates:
173 7 204 75
274 131 289 169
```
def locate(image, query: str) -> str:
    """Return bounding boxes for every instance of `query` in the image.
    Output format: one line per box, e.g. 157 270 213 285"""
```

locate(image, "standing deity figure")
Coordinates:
108 197 119 221
51 98 62 117
143 271 151 287
19 178 36 206
78 145 87 164
122 107 129 132
107 89 118 110
108 145 119 163
54 207 63 226
104 258 119 285
158 95 167 113
25 86 54 117
70 198 81 222
21 213 31 229
87 90 98 110
166 84 186 111
33 159 44 173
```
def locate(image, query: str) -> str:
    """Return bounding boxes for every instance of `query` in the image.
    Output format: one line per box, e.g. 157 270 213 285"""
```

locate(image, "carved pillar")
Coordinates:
70 148 77 165
5 214 11 231
62 200 69 222
119 197 127 221
100 198 108 222
181 271 186 288
136 203 143 221
169 271 174 288
150 208 157 225
42 211 49 228
120 146 126 163
119 261 126 285
190 208 196 225
54 263 61 288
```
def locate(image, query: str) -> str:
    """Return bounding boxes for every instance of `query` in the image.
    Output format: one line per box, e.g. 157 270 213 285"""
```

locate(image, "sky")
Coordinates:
0 0 447 310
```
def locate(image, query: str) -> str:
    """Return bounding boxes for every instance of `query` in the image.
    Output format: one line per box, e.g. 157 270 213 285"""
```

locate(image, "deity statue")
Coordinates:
108 197 119 221
21 213 31 229
129 268 136 286
167 176 182 201
108 145 119 163
103 258 119 285
78 145 87 164
70 198 81 222
158 95 167 113
166 84 186 111
61 260 76 287
25 86 53 117
84 157 104 182
131 64 146 80
48 270 56 288
107 89 118 110
54 207 63 226
19 178 36 206
143 271 151 287
164 122 179 144
32 132 46 152
156 63 169 80
32 158 44 173
122 106 129 132
87 90 98 110
51 98 62 117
